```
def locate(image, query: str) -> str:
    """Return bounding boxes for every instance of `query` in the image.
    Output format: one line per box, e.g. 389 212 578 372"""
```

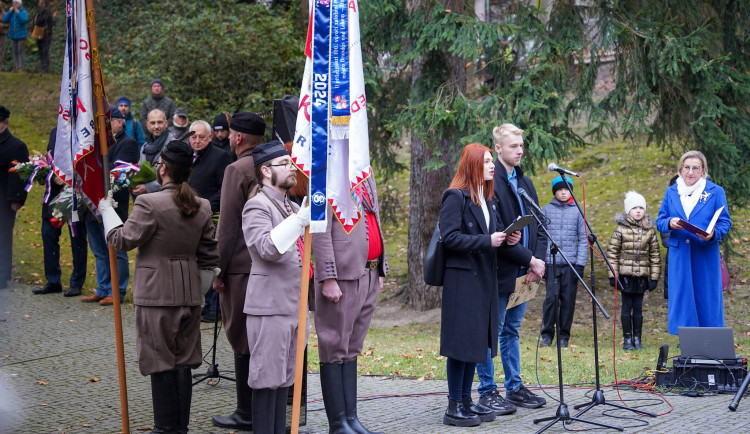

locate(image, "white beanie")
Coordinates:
624 191 647 214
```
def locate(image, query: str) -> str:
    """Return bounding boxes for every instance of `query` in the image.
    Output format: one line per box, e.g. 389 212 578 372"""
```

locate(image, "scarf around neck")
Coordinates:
142 132 170 162
676 176 706 219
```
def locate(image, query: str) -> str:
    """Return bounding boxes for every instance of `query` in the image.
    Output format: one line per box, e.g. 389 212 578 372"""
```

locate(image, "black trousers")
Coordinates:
0 202 17 283
37 37 51 73
541 266 578 341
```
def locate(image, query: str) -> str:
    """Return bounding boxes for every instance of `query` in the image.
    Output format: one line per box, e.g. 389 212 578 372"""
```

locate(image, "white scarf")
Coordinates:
478 186 489 230
677 176 706 219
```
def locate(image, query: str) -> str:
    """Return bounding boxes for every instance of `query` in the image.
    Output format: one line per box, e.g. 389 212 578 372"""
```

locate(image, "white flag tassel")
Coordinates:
291 0 371 235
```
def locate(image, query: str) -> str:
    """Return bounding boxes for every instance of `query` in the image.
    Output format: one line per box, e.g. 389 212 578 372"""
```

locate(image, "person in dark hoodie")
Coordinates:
210 112 234 160
538 176 587 348
139 78 176 136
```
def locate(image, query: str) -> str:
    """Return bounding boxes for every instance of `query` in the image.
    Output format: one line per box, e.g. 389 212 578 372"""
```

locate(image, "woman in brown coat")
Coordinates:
607 191 661 351
102 140 219 433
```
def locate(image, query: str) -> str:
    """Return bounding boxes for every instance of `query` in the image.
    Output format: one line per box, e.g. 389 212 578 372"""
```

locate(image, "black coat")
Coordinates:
187 143 232 213
493 163 548 294
109 130 139 221
0 128 29 206
210 136 235 161
439 188 499 363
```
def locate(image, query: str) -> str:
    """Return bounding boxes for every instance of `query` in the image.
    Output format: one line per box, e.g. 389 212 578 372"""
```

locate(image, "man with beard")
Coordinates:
139 78 176 136
187 119 232 322
0 105 29 289
115 96 146 151
80 109 138 305
210 112 234 159
313 173 388 433
132 108 174 197
241 140 310 433
211 112 265 431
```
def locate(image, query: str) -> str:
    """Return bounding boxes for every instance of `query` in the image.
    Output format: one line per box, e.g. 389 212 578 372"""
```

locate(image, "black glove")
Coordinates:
574 265 584 276
649 280 658 291
609 278 616 287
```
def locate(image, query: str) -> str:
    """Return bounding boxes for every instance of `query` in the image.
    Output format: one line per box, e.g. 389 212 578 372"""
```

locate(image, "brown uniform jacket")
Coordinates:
108 184 219 306
216 149 257 277
242 188 304 316
312 176 389 282
607 212 661 281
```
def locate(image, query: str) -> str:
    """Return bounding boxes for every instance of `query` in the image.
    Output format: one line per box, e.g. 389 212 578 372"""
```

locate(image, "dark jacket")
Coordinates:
0 128 29 205
109 130 139 221
139 95 176 135
493 163 547 294
123 113 146 149
439 189 499 363
187 144 232 213
210 136 234 161
33 7 53 39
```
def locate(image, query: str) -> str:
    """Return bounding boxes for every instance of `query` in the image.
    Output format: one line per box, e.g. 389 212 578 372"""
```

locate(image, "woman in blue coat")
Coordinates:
439 143 515 427
2 0 28 71
656 150 732 335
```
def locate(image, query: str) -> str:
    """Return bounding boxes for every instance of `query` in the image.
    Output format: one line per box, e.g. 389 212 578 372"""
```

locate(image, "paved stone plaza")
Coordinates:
2 283 750 433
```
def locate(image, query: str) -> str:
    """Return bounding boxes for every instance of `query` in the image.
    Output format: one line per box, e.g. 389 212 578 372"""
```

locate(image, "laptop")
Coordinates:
678 327 737 360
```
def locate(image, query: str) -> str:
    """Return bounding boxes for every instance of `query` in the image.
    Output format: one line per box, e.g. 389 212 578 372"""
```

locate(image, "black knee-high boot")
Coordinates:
275 387 289 434
174 366 193 434
320 362 356 434
632 316 644 350
212 353 253 430
251 388 277 434
150 370 179 433
621 315 634 350
342 360 382 434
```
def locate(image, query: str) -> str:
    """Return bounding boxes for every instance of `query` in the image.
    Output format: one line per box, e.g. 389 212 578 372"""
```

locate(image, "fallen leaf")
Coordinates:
24 314 31 318
89 377 100 382
37 380 49 385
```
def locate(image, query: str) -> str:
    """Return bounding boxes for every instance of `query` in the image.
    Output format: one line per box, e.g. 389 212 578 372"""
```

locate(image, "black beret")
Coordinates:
0 105 9 121
109 109 125 120
252 140 289 166
160 140 194 168
213 113 230 131
230 112 265 136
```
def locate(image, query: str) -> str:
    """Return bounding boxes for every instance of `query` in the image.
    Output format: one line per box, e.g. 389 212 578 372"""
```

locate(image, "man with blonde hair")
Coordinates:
475 123 548 415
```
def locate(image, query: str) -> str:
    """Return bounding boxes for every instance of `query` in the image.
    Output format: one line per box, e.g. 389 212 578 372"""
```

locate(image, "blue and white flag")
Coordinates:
291 0 371 234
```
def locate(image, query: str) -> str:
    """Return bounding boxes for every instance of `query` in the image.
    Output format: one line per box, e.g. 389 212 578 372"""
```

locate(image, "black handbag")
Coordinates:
423 221 445 286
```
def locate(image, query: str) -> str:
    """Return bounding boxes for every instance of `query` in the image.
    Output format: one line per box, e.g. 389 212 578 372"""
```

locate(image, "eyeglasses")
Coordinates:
268 161 294 170
154 161 164 168
682 165 703 173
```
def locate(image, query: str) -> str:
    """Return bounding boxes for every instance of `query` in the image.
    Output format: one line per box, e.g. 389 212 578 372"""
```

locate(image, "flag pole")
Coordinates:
85 1 130 433
291 226 312 434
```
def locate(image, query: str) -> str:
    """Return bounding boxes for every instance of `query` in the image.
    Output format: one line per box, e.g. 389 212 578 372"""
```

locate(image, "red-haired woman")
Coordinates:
439 143 515 427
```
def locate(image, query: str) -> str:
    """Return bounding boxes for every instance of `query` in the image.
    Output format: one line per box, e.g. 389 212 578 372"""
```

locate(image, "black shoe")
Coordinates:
506 385 546 409
33 282 62 295
477 389 516 416
558 338 569 348
212 353 253 430
622 333 635 351
201 311 218 323
462 396 496 422
443 399 481 427
64 287 82 297
539 336 552 347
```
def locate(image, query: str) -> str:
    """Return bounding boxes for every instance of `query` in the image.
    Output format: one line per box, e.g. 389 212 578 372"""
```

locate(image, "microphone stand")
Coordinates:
559 173 656 419
522 201 619 433
193 313 235 386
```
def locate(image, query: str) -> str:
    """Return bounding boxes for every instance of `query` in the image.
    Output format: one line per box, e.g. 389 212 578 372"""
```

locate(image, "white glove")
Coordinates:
98 197 123 235
270 198 310 254
200 267 221 294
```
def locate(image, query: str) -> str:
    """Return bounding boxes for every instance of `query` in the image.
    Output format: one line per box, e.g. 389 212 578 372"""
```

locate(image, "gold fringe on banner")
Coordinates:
331 116 351 125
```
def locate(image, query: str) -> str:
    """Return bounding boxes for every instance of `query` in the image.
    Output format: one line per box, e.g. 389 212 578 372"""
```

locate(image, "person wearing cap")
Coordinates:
538 176 587 348
241 140 311 433
211 111 266 431
139 78 176 136
210 112 233 159
607 191 661 350
102 140 219 434
132 108 174 197
168 108 190 139
116 96 146 150
79 108 138 306
2 0 28 71
312 169 388 432
0 105 29 289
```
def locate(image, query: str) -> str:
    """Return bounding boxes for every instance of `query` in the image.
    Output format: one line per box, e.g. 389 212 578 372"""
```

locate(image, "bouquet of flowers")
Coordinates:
8 151 54 191
49 186 85 228
130 161 156 187
110 160 141 193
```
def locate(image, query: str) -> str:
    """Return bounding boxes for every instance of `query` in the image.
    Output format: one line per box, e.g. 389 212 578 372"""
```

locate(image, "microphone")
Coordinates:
548 163 579 177
517 188 544 216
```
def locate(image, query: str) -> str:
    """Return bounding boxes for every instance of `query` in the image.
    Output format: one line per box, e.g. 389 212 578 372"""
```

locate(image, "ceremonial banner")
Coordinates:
53 0 105 217
291 0 371 234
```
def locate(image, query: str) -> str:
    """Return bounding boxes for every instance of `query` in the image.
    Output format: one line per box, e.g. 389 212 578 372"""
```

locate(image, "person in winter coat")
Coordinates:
607 191 661 350
655 150 731 335
116 96 146 150
33 0 53 73
539 176 587 348
439 143 514 427
2 0 28 71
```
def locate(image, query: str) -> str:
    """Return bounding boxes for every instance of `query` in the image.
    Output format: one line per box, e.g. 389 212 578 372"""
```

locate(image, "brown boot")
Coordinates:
81 294 103 303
